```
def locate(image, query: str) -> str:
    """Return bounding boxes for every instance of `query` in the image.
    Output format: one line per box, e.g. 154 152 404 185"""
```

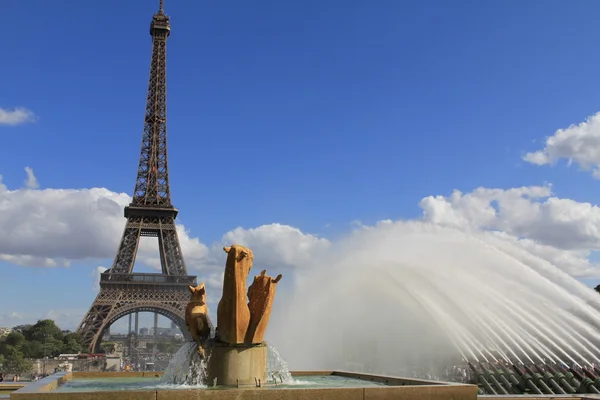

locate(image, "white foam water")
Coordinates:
267 344 294 384
162 342 295 386
161 342 208 387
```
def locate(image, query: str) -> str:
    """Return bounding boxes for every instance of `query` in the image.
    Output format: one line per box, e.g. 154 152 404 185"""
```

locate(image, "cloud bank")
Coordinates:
2 167 599 282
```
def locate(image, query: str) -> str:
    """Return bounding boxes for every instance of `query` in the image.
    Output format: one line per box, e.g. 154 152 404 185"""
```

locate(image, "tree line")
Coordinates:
0 319 83 374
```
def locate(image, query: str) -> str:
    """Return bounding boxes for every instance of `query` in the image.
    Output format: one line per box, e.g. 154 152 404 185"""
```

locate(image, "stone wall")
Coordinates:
31 358 115 375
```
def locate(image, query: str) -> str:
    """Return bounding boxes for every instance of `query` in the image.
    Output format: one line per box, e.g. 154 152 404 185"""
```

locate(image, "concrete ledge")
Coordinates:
73 371 146 378
364 385 478 400
331 371 461 386
72 371 164 378
480 396 597 399
9 370 478 400
0 384 25 391
11 372 73 394
65 370 456 387
11 390 156 400
290 370 335 376
154 385 476 400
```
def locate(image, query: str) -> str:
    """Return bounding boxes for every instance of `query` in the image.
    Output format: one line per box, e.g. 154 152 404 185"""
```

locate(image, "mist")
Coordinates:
266 220 600 377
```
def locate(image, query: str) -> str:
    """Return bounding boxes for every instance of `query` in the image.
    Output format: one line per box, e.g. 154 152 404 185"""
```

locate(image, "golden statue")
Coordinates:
185 283 211 358
185 245 283 385
245 270 283 344
216 245 254 344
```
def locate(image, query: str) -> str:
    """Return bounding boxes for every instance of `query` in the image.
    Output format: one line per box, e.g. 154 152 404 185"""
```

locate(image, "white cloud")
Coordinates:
0 174 130 266
188 224 331 301
419 185 600 277
524 112 600 178
23 167 39 189
0 107 37 126
221 224 330 268
91 266 107 291
420 185 600 251
2 167 600 282
0 312 26 327
0 169 209 270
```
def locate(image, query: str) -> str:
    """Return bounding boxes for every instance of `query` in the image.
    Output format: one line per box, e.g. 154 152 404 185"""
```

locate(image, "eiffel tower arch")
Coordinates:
77 0 213 352
78 275 201 352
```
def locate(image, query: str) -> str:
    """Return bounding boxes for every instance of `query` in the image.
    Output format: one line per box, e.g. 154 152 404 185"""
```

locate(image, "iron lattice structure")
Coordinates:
77 0 210 352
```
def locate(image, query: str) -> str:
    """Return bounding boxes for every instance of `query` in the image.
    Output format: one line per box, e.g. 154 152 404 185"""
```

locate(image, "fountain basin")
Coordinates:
0 383 25 399
10 371 477 399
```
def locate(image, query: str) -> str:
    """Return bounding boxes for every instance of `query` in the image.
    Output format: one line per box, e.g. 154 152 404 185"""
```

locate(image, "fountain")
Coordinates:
266 221 600 396
12 243 475 399
11 232 600 399
185 244 283 387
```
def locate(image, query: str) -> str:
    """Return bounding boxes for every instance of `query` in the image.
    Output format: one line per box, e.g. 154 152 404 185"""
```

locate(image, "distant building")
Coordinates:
139 327 149 336
149 327 180 336
0 327 12 337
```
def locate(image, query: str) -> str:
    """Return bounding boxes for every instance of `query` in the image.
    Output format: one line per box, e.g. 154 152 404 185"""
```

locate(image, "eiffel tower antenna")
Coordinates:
77 2 213 352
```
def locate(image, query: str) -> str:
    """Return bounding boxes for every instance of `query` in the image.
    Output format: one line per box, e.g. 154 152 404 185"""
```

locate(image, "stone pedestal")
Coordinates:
206 342 267 386
105 355 122 372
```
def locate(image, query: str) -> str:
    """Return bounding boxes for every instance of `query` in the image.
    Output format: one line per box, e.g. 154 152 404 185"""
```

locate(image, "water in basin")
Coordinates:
53 375 387 392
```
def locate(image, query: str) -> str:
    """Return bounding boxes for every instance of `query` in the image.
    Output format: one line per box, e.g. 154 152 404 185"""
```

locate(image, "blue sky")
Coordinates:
3 0 600 332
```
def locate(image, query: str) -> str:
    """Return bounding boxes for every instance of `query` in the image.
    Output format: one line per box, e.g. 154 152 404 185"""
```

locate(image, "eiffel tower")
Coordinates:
77 0 211 352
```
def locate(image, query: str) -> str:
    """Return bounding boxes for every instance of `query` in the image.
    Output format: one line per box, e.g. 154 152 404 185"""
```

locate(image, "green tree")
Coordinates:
0 320 90 364
12 325 32 335
0 331 26 357
62 332 83 354
3 331 26 348
19 321 66 357
1 321 85 359
3 346 32 374
62 332 82 345
45 337 65 357
26 320 64 343
20 340 44 359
